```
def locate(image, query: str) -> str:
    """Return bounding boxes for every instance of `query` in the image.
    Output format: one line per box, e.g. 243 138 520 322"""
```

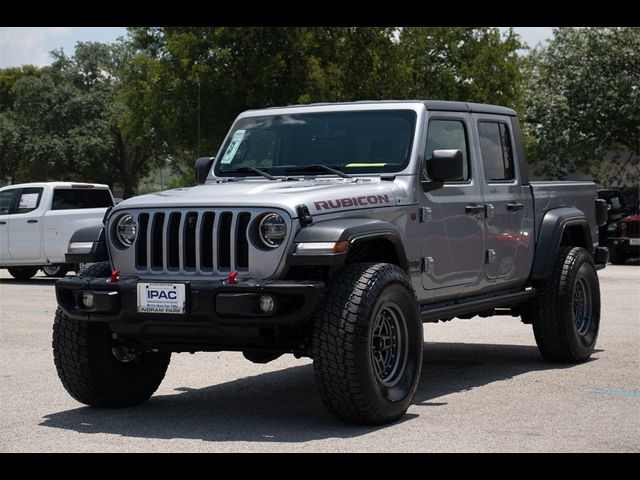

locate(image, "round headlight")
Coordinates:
116 214 137 247
258 213 287 248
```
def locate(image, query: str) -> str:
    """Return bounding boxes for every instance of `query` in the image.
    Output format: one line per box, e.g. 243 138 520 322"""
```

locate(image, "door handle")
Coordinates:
27 219 38 223
0 221 6 225
507 202 524 211
465 204 485 215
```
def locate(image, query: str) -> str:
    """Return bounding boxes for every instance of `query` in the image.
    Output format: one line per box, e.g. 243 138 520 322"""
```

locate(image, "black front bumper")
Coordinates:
608 237 640 255
55 275 325 350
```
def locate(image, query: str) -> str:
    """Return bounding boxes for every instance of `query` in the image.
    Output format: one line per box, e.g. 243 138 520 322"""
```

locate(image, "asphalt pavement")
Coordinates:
0 264 638 452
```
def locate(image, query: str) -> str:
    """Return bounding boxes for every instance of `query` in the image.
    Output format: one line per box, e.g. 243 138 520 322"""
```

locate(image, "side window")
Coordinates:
424 120 470 182
0 189 19 215
16 188 43 214
478 121 515 181
52 189 114 210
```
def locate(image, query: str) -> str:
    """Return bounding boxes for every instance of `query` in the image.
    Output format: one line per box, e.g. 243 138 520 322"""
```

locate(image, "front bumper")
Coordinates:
608 237 640 255
55 275 325 349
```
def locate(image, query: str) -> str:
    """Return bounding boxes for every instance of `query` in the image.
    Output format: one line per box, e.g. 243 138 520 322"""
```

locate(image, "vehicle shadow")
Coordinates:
0 277 59 286
40 342 599 443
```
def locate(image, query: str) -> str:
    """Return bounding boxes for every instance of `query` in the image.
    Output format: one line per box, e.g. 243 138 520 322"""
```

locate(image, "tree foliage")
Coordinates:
125 27 525 184
0 42 165 197
525 27 640 185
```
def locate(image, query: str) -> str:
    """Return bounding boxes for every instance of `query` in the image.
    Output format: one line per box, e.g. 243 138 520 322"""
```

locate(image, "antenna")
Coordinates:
197 80 201 158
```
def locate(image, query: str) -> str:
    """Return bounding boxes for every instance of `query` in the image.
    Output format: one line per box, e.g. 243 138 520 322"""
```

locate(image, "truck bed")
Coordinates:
530 181 598 247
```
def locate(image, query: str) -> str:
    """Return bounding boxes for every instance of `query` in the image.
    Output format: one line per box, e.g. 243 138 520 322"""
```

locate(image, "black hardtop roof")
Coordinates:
259 100 517 117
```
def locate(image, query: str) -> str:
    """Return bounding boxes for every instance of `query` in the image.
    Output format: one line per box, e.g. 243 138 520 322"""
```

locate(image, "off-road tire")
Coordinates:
312 262 423 425
608 246 627 265
531 247 600 362
52 261 171 407
42 264 69 277
7 266 39 280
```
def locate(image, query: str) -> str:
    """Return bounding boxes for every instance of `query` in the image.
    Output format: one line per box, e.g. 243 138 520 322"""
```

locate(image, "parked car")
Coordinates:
608 214 640 264
597 189 628 244
53 101 607 425
0 182 114 279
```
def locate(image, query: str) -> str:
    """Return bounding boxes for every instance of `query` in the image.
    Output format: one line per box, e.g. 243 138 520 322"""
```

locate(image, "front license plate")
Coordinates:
630 238 640 246
137 283 186 314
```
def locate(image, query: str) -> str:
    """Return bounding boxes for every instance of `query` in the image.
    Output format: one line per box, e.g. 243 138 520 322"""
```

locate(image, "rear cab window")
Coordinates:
478 121 515 182
52 188 113 210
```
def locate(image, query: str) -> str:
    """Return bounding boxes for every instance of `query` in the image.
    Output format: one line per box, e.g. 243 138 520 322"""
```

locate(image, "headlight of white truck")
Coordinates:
258 213 287 248
115 214 137 247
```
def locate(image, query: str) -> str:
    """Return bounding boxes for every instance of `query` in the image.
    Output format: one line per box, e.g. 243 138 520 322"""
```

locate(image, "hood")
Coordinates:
115 178 399 218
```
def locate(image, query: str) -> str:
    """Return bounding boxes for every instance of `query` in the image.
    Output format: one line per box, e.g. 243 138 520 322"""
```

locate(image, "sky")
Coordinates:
0 27 554 69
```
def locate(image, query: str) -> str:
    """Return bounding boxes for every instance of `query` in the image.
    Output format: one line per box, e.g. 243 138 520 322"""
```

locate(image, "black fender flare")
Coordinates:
64 225 108 264
530 207 593 280
288 218 409 270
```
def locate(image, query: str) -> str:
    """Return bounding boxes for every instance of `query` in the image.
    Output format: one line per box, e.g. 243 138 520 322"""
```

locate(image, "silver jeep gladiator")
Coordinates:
54 101 609 425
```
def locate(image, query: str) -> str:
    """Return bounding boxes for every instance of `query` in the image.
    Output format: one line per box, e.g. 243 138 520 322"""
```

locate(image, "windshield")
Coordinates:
214 110 417 177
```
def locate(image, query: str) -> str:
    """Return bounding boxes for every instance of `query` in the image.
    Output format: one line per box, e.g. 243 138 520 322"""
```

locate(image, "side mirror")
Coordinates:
421 149 464 191
429 149 464 182
195 156 215 185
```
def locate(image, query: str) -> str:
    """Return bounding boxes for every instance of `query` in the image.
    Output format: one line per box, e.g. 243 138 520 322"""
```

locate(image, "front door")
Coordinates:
0 188 19 263
472 115 529 281
8 187 44 262
420 113 485 290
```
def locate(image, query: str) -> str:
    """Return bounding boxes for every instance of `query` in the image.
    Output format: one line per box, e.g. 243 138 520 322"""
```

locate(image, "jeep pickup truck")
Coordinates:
53 101 609 425
0 182 114 279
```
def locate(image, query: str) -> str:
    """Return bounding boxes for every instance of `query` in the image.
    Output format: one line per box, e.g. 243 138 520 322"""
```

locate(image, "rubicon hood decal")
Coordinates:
314 194 391 211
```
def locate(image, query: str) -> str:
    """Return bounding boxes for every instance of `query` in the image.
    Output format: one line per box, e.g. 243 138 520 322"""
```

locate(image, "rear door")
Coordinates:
43 186 114 262
7 187 45 261
472 114 530 282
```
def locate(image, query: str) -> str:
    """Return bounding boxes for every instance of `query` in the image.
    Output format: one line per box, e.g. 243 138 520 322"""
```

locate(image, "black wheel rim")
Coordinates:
573 277 593 336
371 303 408 387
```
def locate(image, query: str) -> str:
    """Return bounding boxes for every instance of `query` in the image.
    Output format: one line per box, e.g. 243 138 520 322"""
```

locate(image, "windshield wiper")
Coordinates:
285 164 351 179
222 167 278 181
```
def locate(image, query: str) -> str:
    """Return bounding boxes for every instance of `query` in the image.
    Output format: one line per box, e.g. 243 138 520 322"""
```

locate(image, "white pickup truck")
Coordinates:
0 182 114 279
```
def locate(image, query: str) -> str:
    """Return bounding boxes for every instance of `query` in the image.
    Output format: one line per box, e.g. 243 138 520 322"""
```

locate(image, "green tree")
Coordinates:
0 42 165 197
525 27 640 185
127 27 527 188
398 27 526 109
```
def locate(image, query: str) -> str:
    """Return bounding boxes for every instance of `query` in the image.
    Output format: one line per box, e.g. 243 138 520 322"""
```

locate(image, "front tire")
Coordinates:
312 263 423 425
531 247 601 362
52 261 171 407
7 266 39 280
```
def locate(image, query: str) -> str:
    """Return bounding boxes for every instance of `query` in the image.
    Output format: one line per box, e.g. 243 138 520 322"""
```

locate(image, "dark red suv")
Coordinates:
609 214 640 264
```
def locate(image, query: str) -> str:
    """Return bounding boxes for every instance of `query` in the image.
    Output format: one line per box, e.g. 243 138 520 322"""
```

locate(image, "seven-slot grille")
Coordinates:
624 221 639 238
132 209 253 275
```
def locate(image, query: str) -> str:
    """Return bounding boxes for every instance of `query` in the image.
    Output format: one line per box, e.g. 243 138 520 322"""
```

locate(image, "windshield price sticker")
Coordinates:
221 130 246 164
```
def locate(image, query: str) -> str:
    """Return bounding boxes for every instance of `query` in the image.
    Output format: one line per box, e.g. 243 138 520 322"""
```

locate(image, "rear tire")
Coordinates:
42 264 69 277
531 247 601 362
312 263 423 425
52 261 171 407
7 266 39 280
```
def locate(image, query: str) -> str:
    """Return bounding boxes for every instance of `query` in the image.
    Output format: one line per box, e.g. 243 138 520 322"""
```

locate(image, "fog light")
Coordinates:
82 292 95 308
259 295 275 313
